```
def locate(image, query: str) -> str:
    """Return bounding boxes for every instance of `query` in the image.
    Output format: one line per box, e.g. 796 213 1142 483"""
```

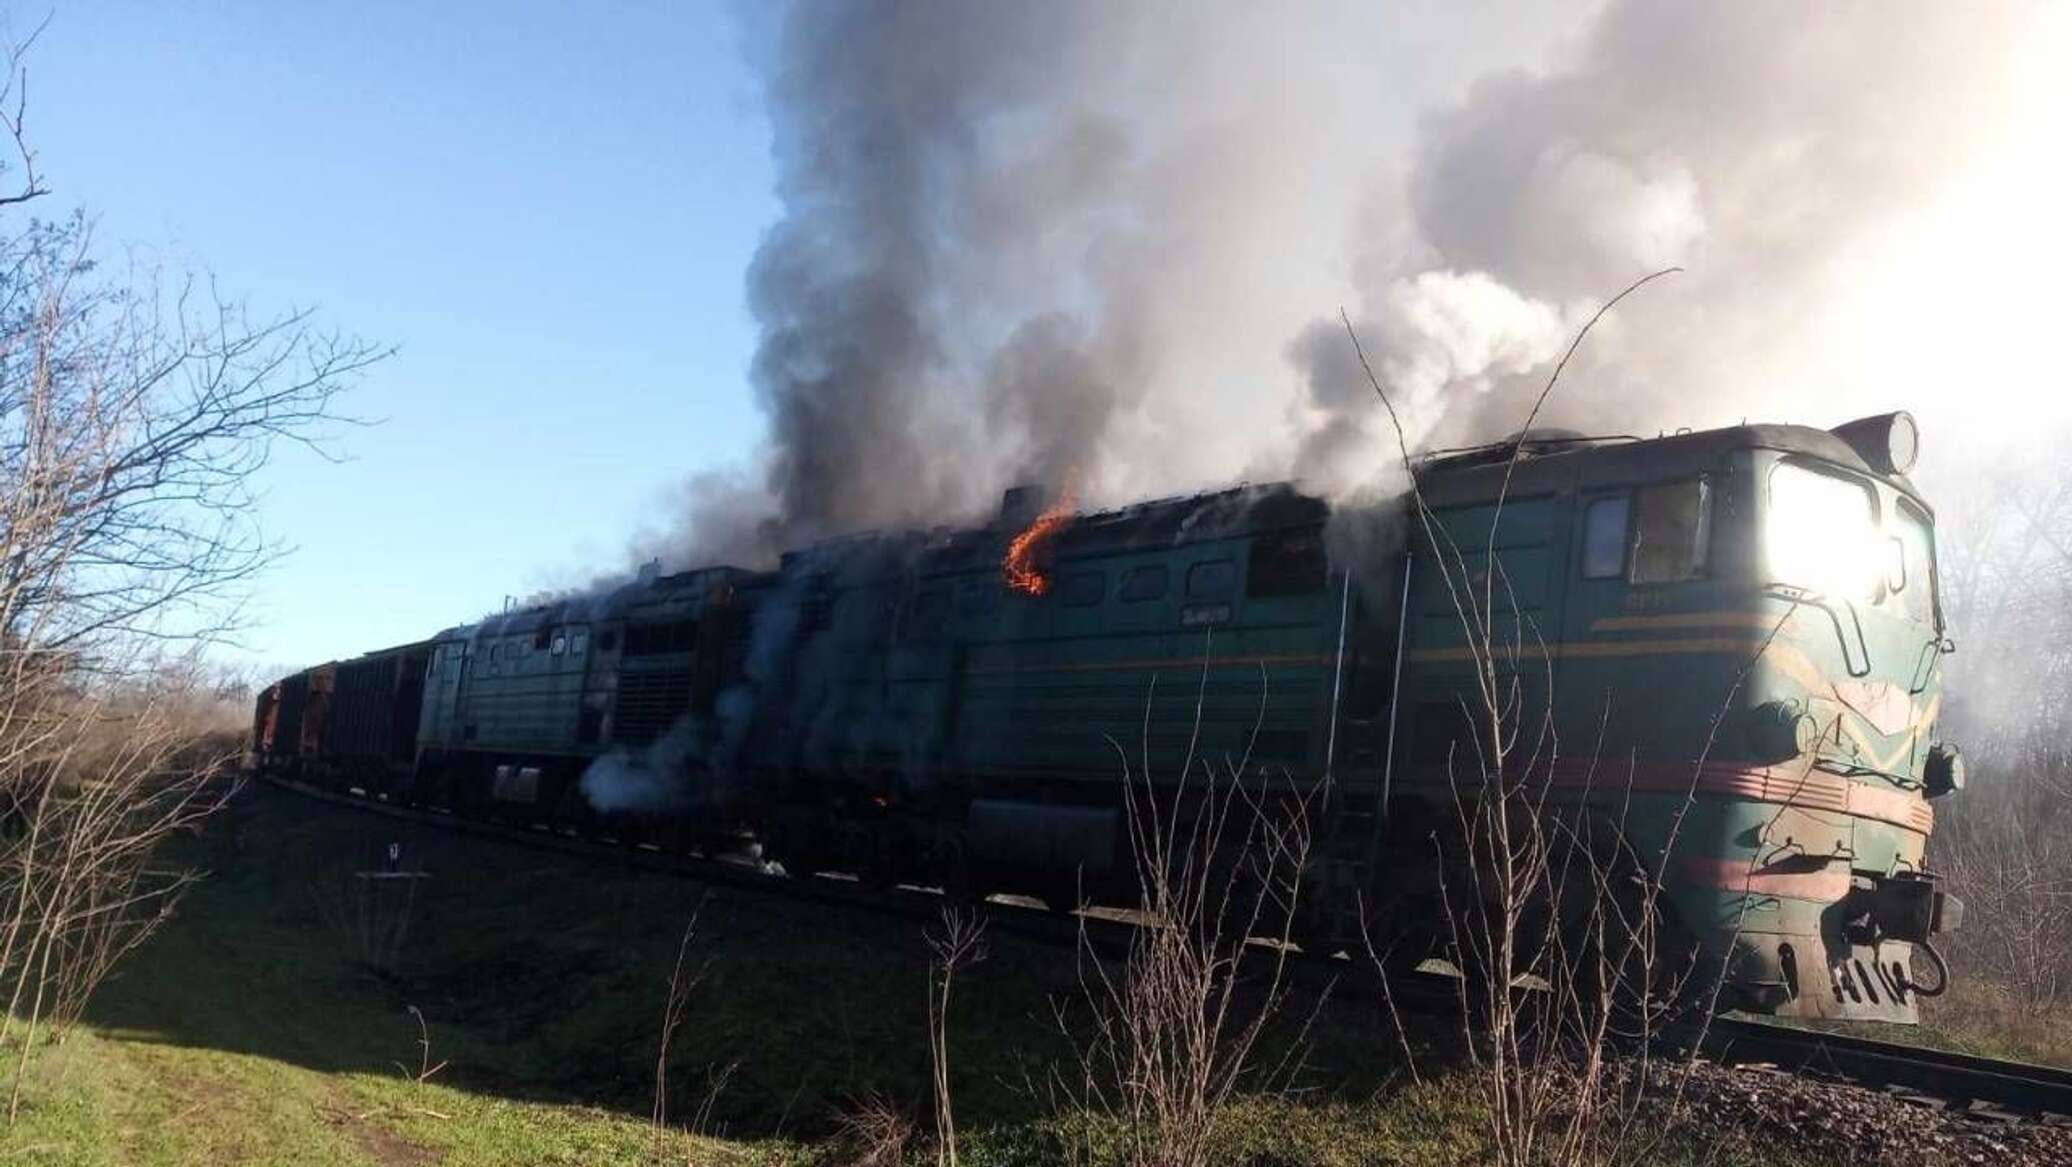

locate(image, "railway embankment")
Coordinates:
3 781 2060 1166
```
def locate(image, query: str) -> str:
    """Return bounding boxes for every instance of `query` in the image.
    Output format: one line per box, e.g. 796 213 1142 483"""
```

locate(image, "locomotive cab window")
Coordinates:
1581 496 1630 579
1630 478 1712 584
550 634 567 656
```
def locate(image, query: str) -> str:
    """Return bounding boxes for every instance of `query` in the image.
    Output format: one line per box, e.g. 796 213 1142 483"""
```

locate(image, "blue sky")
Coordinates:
23 3 776 673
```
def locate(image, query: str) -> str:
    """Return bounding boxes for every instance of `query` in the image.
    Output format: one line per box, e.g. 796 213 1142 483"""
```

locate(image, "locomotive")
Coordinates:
253 412 1963 1023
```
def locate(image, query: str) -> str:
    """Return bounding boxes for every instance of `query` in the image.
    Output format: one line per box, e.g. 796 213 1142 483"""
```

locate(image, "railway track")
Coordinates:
252 772 1264 973
258 772 2072 1122
1695 1015 2072 1121
257 771 1071 929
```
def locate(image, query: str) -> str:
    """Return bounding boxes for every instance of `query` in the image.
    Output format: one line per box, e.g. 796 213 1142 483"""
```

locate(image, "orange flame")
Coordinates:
1003 492 1075 596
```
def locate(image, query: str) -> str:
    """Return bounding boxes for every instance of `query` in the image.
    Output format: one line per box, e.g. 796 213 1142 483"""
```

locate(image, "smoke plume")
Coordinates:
643 0 2068 567
579 717 701 813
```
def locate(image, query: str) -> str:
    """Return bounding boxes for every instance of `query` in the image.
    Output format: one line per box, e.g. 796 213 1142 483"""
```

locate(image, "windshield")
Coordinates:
1766 463 1883 602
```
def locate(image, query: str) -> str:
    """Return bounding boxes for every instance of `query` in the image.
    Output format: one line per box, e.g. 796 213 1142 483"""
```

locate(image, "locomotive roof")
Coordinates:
750 482 1328 582
429 565 752 644
271 417 1924 693
1416 421 1927 508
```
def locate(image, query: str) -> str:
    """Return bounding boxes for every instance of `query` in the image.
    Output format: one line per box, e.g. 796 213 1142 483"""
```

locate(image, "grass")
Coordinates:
1916 976 2072 1068
0 784 1823 1164
9 1027 776 1165
1768 961 2072 1071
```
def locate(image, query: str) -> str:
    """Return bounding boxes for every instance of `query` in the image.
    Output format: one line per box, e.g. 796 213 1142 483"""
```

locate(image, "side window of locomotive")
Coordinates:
1629 478 1712 584
1186 559 1236 600
550 633 567 656
1893 500 1938 626
1059 570 1105 607
1581 496 1630 580
1120 564 1169 602
1246 528 1327 597
570 628 589 657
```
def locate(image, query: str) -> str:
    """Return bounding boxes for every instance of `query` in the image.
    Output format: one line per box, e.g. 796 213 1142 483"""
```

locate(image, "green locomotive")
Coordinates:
253 411 1961 1023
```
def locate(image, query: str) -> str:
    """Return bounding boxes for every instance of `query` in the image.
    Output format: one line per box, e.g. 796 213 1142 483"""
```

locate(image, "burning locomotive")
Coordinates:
252 412 1963 1023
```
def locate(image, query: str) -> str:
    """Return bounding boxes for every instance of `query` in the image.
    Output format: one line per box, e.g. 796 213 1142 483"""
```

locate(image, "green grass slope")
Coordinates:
3 784 1791 1165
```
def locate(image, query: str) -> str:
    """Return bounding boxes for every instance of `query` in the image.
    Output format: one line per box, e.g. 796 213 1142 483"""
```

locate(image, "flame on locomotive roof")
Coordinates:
254 410 1962 1024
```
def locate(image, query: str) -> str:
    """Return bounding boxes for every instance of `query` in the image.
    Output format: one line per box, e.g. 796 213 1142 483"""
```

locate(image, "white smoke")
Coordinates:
579 716 700 813
622 0 2070 569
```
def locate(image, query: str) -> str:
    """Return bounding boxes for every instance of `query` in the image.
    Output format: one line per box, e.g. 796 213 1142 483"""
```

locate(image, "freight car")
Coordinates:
253 412 1963 1023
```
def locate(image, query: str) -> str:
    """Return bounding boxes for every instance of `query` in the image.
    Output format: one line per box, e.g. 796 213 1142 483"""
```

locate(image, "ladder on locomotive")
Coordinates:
1317 786 1386 952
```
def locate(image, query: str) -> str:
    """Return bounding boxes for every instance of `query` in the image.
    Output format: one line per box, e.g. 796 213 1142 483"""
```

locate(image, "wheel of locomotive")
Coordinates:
1434 812 1697 1040
1567 854 1700 1039
1325 801 1448 971
931 833 983 906
1357 899 1443 978
760 806 833 880
1284 883 1342 959
1041 870 1092 915
841 815 899 891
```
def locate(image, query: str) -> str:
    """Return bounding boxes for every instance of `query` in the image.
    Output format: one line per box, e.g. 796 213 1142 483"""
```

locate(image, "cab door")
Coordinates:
1398 489 1574 774
1560 472 1720 766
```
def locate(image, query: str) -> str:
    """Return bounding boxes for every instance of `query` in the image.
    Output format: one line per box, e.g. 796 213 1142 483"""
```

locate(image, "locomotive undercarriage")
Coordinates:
272 740 1955 1028
267 750 1964 1032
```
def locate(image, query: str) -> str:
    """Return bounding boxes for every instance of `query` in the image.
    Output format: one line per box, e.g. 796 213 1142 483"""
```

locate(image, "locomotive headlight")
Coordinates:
1830 412 1921 477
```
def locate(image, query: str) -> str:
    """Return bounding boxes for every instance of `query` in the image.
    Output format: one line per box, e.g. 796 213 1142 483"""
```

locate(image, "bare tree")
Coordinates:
1930 457 2072 1013
925 905 986 1167
1049 667 1325 1167
652 904 707 1129
0 34 384 1121
1341 272 1716 1167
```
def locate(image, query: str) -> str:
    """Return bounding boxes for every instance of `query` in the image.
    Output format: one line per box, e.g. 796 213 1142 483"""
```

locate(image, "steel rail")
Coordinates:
259 773 2072 1119
256 771 1086 936
256 772 1486 1018
1694 1015 2072 1119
